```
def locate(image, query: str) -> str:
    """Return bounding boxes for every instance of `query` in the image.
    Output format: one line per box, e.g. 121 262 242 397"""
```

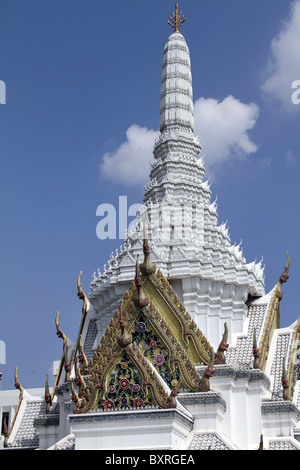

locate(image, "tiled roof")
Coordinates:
226 302 268 368
54 434 75 450
268 439 299 450
296 384 300 408
188 432 231 450
8 400 46 448
270 332 292 400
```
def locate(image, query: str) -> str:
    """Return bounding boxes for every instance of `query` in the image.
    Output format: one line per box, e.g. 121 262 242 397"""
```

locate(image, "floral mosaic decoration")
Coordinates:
97 350 154 411
132 314 181 391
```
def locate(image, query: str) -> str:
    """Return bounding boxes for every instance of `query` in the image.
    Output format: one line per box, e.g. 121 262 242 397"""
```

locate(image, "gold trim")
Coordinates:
149 269 213 365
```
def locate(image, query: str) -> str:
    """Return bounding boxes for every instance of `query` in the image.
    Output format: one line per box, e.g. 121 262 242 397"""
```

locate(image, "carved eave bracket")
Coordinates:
55 310 67 344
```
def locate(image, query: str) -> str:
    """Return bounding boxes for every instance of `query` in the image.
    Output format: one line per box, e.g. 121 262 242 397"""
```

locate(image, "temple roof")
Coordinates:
71 242 217 414
3 4 300 451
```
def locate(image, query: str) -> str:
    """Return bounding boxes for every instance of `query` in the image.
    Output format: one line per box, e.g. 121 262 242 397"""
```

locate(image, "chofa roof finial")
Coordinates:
14 367 24 394
279 252 290 284
197 348 215 392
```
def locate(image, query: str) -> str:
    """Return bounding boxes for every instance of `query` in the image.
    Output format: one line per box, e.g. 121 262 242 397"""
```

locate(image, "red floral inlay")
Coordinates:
133 398 144 408
119 378 130 390
104 399 115 410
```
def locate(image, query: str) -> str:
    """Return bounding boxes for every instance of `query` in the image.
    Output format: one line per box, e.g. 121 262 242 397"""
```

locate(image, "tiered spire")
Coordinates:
144 4 204 207
159 6 194 134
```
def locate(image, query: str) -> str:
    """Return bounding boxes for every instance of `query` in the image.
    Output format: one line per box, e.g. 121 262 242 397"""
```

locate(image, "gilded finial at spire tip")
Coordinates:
168 3 185 32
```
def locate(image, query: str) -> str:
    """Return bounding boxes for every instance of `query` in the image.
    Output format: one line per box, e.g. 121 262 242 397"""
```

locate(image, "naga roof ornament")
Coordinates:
215 323 229 365
140 227 156 277
278 252 290 298
74 356 86 392
197 348 215 392
55 310 67 344
55 312 71 381
133 255 149 308
14 366 24 394
69 271 89 370
77 334 88 369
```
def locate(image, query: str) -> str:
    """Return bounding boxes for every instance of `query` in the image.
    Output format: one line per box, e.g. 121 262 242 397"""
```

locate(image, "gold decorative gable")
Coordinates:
72 240 216 414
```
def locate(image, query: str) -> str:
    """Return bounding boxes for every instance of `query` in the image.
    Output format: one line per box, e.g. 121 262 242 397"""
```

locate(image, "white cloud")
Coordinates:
194 96 259 170
100 96 259 184
261 0 300 109
100 125 159 185
284 149 298 165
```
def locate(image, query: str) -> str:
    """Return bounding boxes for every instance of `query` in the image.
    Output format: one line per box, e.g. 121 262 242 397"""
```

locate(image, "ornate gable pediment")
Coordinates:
72 240 216 414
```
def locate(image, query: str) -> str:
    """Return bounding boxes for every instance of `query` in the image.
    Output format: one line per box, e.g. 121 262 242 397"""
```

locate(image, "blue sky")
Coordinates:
0 0 299 390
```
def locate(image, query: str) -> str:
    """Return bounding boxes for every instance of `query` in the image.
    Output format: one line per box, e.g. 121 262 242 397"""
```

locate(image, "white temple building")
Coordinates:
1 4 300 451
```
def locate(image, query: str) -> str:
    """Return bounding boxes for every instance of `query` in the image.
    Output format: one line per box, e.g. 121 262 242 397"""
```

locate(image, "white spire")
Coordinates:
159 31 194 133
144 21 203 206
